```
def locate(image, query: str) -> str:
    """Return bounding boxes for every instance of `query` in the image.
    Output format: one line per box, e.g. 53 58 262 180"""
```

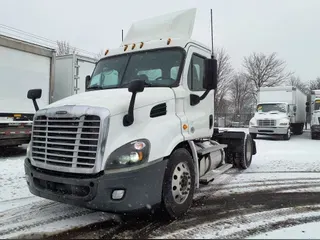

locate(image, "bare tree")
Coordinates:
287 76 309 95
243 52 293 91
309 77 320 90
229 72 255 115
213 47 234 113
56 40 76 56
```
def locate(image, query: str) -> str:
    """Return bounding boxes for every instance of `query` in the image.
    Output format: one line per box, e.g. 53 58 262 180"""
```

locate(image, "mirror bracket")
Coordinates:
190 89 210 106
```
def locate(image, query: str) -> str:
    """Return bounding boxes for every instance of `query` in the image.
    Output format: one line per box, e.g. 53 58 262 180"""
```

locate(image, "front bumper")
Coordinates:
25 158 167 213
249 126 288 135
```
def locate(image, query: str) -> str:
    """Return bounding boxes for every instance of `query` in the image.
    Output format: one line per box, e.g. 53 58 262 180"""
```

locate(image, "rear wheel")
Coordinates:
232 133 253 170
161 148 195 219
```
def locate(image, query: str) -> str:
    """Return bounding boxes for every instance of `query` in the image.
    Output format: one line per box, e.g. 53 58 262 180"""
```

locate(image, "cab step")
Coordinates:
199 163 233 184
197 144 227 156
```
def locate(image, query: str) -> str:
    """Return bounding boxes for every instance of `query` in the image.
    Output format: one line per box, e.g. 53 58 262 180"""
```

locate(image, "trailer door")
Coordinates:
75 58 96 94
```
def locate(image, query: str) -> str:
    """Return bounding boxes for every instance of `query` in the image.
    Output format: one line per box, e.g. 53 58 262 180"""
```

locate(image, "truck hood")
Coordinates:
47 88 175 116
253 111 288 120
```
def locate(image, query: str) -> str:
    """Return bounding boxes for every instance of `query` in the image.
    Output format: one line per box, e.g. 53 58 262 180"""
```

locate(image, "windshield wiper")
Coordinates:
87 84 104 90
121 81 153 88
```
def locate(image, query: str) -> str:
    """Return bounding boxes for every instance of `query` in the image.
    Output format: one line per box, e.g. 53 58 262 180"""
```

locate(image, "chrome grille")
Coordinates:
31 115 100 169
257 119 276 127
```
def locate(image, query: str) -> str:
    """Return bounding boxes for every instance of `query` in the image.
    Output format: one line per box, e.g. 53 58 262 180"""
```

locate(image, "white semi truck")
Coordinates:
249 86 307 140
53 53 97 102
0 34 55 148
24 9 256 219
310 89 320 139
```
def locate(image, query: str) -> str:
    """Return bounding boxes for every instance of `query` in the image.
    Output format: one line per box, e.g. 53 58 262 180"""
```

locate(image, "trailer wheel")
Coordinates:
234 133 253 170
161 148 195 219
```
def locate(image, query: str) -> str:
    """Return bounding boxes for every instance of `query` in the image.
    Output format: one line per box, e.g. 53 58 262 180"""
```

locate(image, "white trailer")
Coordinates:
53 53 96 102
249 86 307 140
310 89 320 139
0 34 55 147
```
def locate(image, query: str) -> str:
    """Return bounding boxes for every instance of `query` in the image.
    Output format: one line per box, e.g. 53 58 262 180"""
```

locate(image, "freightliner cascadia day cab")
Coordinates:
249 86 307 140
24 9 257 219
0 34 55 148
309 89 320 139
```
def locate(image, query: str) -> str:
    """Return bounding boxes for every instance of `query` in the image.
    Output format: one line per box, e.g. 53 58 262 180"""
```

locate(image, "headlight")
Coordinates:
105 139 150 169
279 119 289 126
249 120 256 127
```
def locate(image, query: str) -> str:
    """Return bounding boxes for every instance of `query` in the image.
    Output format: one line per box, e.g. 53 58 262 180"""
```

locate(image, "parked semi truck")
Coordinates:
310 90 320 139
0 34 55 148
53 53 96 102
24 9 256 219
249 86 307 140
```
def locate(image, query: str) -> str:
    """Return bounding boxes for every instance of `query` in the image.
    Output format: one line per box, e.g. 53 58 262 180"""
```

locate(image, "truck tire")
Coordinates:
161 148 195 219
311 133 317 140
234 133 253 170
250 133 257 139
292 123 304 135
283 128 291 140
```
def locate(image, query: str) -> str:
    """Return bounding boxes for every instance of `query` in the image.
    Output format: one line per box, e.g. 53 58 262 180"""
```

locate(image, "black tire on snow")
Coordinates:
234 133 253 170
283 128 291 140
250 133 257 139
161 148 195 219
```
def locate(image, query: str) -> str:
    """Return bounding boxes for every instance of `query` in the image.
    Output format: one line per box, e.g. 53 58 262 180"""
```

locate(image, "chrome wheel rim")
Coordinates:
171 162 191 204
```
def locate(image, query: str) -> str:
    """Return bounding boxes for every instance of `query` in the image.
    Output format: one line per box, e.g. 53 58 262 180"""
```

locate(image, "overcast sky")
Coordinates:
1 0 319 82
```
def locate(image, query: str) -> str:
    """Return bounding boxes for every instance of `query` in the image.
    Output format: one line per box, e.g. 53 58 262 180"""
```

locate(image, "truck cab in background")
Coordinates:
310 90 320 139
249 86 307 140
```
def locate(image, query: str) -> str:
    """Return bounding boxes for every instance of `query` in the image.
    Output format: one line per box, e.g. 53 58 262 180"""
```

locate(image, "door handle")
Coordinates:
209 114 213 129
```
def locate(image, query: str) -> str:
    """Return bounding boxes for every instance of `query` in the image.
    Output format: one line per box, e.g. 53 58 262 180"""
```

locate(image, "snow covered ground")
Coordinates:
1 129 320 239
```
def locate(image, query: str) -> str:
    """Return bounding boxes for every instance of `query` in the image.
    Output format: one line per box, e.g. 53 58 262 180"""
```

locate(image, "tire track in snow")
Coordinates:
153 205 320 239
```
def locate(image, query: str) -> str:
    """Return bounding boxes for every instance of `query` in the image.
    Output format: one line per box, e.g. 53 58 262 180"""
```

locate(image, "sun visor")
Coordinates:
122 8 197 46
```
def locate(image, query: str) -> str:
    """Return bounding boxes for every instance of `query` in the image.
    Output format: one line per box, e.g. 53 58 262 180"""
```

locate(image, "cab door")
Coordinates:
181 44 214 140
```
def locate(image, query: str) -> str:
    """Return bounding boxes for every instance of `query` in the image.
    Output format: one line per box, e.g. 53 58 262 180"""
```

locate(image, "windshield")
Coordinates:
88 48 184 89
256 103 287 113
315 99 320 111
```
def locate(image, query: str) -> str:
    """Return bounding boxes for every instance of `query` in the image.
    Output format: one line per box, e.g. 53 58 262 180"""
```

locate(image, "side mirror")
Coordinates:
123 80 145 127
27 89 42 100
27 89 42 111
85 75 91 90
306 101 310 113
128 79 145 93
203 58 217 90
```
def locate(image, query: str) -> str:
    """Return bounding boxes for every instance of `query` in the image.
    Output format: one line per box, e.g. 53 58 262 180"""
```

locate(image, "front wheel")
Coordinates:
283 128 291 140
161 148 195 219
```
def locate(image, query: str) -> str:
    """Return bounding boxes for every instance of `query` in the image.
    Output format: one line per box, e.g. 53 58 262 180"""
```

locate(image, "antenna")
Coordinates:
210 9 214 59
121 29 124 42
